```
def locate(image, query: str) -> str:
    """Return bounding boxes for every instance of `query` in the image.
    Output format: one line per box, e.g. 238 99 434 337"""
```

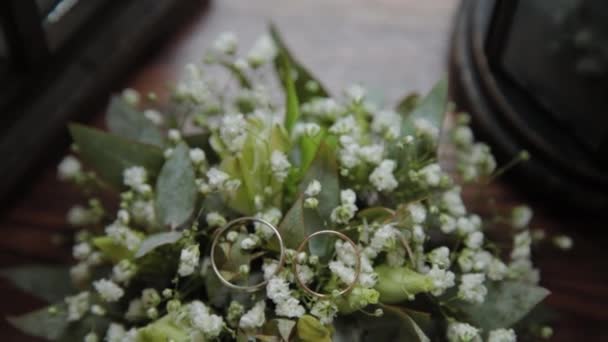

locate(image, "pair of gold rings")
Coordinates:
209 216 361 299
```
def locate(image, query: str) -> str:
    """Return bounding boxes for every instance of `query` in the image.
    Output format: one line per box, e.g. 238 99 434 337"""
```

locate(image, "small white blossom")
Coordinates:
458 273 487 304
303 122 321 137
206 168 230 190
310 300 338 324
330 203 357 224
219 114 248 153
240 236 259 250
94 279 124 302
338 135 361 169
266 277 291 303
428 246 451 268
84 332 99 342
297 264 315 285
335 239 357 266
70 262 90 286
168 129 181 142
447 321 480 342
428 265 455 296
213 32 238 54
67 206 92 226
275 297 306 318
179 244 200 277
345 84 366 102
57 155 81 180
409 203 427 224
190 301 224 338
329 115 358 135
369 160 398 192
270 150 291 182
239 301 266 329
440 214 457 234
488 328 516 342
511 231 531 260
105 323 127 342
372 110 401 139
418 163 443 186
65 291 90 322
465 231 484 249
413 118 439 140
112 260 137 284
189 148 206 164
511 206 532 229
122 88 140 105
553 235 573 250
123 166 147 190
105 222 142 252
143 109 163 125
304 180 322 197
340 189 357 205
73 242 92 261
329 260 356 284
247 35 277 67
304 197 319 209
206 212 227 227
453 126 474 147
255 207 282 239
359 144 384 165
442 187 466 217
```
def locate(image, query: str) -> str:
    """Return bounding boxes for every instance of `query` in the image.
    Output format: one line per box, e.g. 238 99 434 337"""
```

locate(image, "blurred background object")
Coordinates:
0 0 206 204
450 0 608 213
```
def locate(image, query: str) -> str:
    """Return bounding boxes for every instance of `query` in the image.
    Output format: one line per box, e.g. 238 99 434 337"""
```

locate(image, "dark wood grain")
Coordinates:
1 0 606 341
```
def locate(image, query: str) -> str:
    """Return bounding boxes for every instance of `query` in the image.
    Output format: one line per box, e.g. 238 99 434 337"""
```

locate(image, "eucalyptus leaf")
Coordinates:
277 196 306 250
155 143 197 229
7 304 69 340
0 265 73 303
269 23 329 103
455 280 550 331
69 124 164 189
135 231 183 258
296 315 331 342
280 53 300 135
401 78 448 137
106 96 165 147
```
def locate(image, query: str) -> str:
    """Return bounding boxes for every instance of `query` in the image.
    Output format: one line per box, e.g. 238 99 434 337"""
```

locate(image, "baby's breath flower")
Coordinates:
93 278 124 302
553 235 573 250
219 114 248 153
304 180 322 197
447 321 480 342
84 332 98 342
511 205 532 229
247 35 277 67
408 203 427 224
465 231 484 250
112 260 137 284
65 291 90 322
369 159 398 192
511 231 532 260
418 163 443 187
428 246 451 268
70 262 90 286
141 288 161 308
487 258 508 281
143 109 163 125
206 211 227 227
66 206 92 227
329 260 356 284
428 265 456 296
270 150 291 182
72 242 92 261
255 207 282 239
178 244 200 277
440 214 457 234
304 197 319 209
105 323 127 342
213 31 238 55
371 110 401 140
189 148 206 165
329 115 358 135
122 88 140 105
57 155 81 180
453 126 473 147
442 187 466 217
240 235 259 250
168 129 182 142
458 273 487 304
275 297 306 318
359 144 384 165
345 84 366 102
105 222 142 252
239 301 266 329
123 166 147 191
206 168 230 190
413 118 439 140
266 277 291 303
310 300 338 324
488 328 516 342
190 301 224 338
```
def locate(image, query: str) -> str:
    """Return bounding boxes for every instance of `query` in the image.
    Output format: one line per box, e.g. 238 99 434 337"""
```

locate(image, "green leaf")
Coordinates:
106 96 165 147
395 93 420 116
357 207 395 223
92 236 134 263
277 196 307 250
280 54 301 135
69 124 165 189
135 232 183 258
455 281 550 331
296 315 331 342
269 23 329 103
138 314 189 342
155 143 197 229
0 265 73 303
219 61 252 89
299 129 325 173
300 141 340 221
334 307 430 342
7 304 69 340
374 265 433 303
401 78 448 136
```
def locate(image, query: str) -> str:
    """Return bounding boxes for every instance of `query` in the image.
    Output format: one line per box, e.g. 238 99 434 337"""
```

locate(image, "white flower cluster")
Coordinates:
178 244 200 277
266 277 305 318
189 301 224 339
330 189 358 224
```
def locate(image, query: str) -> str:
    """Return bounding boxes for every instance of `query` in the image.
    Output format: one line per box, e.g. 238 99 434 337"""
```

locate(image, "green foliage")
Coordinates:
135 231 183 258
219 60 252 89
93 236 134 263
155 143 197 229
69 124 164 189
374 265 433 303
454 281 550 331
0 265 74 303
137 314 189 342
269 23 329 103
106 96 165 147
296 315 332 342
395 93 420 116
281 53 301 136
400 78 448 137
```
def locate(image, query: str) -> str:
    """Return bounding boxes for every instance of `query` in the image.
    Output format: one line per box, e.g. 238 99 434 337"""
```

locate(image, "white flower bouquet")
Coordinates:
4 26 571 342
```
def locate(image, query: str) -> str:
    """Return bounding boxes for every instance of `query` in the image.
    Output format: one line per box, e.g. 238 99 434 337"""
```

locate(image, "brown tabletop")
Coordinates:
1 0 607 340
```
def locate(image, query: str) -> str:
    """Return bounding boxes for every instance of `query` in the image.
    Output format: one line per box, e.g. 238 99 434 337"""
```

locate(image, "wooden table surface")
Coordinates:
1 0 607 340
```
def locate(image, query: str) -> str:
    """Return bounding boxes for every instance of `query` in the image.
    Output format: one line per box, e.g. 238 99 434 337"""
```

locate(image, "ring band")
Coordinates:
210 217 285 292
293 230 361 298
